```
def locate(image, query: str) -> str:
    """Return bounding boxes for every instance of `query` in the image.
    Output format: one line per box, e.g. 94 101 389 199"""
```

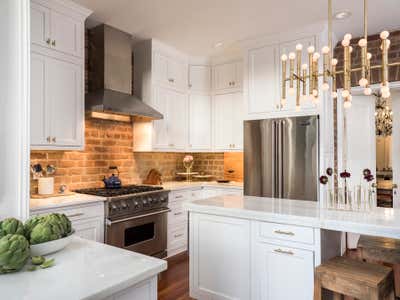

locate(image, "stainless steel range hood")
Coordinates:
86 24 163 120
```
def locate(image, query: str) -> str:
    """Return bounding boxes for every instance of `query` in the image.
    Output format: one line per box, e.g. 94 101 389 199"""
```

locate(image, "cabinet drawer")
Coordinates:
32 202 104 221
169 190 190 203
168 201 187 226
168 224 187 250
256 221 314 245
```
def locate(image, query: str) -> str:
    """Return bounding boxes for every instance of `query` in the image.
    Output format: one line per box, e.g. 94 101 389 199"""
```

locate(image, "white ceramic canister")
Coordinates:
38 177 54 195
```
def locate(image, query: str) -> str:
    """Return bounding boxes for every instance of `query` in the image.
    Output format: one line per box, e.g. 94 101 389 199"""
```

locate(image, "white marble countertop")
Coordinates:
183 195 400 239
30 193 106 212
0 237 167 300
162 181 243 191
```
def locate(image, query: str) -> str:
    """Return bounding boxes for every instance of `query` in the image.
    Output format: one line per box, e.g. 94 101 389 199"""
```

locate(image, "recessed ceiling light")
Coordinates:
214 42 223 48
334 10 352 20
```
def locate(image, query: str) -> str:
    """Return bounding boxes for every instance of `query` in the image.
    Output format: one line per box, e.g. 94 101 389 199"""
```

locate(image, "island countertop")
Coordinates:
0 237 167 300
183 195 400 239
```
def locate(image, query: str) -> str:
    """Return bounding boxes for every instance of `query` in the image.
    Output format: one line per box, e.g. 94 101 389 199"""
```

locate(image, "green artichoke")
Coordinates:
29 220 64 245
43 214 71 237
0 234 30 273
0 218 25 238
24 216 44 238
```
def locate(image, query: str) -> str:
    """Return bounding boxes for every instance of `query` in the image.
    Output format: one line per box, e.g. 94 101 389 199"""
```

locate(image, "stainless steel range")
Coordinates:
75 185 170 258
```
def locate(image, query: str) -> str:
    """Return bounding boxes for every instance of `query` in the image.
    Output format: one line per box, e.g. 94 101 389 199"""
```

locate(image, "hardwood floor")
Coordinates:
158 252 195 300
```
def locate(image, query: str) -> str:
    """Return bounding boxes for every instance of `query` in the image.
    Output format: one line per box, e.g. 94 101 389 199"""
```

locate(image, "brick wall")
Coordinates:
334 30 400 89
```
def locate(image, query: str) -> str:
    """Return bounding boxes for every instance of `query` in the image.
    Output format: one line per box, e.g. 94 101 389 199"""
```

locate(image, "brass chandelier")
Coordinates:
280 0 400 110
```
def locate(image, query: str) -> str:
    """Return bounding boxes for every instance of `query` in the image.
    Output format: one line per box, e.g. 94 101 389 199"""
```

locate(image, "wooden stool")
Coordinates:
314 256 394 300
358 235 400 298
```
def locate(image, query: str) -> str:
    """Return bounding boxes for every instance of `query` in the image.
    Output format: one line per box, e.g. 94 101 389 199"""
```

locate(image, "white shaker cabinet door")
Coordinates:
188 94 212 150
168 90 187 150
167 58 187 91
31 2 51 48
31 53 50 146
50 9 83 58
72 217 104 243
47 57 83 147
189 65 211 92
214 62 237 91
190 213 251 300
232 92 244 150
247 44 279 115
152 87 170 150
252 241 314 300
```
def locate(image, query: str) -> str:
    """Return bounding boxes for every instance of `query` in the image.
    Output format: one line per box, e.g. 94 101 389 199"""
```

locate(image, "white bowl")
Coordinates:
30 230 75 257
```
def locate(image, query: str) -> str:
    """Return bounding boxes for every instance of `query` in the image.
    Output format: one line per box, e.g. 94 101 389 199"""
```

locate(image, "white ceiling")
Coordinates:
73 0 400 56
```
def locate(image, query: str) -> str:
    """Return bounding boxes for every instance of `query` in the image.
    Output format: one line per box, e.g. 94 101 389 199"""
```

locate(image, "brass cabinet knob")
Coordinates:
51 40 56 46
232 81 235 86
52 137 56 143
46 136 51 143
46 38 51 45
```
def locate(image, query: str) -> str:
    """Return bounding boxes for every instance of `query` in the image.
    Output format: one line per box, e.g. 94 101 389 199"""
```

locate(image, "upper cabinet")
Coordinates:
30 0 91 150
31 0 87 58
213 61 243 93
244 30 323 120
189 65 211 92
154 52 187 92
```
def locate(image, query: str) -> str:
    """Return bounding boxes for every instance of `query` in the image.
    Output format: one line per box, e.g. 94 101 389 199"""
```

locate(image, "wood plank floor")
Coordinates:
158 252 195 300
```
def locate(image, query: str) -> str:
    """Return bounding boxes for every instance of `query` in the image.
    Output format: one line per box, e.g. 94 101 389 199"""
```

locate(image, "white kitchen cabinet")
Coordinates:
214 92 244 151
188 94 212 150
213 61 243 93
154 51 187 91
189 65 211 92
247 44 280 115
30 201 105 243
252 241 314 300
152 86 187 151
31 53 84 149
190 213 251 300
31 0 87 58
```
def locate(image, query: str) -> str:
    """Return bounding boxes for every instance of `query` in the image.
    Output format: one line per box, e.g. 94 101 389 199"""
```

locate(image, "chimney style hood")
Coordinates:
86 24 163 120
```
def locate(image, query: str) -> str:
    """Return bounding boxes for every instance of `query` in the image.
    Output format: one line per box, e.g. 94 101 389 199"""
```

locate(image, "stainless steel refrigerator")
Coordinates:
244 115 319 201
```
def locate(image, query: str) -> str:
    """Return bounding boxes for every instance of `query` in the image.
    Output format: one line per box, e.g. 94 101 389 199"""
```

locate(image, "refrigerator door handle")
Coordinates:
272 120 276 197
277 120 283 198
280 120 286 198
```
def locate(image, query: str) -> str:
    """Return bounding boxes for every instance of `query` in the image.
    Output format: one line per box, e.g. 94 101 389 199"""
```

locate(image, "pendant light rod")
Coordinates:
364 0 368 39
328 0 332 53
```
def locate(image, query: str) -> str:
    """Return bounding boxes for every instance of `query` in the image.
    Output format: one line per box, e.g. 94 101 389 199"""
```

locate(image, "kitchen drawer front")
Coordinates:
31 202 104 221
189 188 204 201
256 221 314 245
169 190 190 203
167 223 187 250
168 200 187 226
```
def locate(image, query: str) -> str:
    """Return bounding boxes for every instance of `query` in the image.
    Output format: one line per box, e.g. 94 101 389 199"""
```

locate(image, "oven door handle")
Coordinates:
106 208 171 226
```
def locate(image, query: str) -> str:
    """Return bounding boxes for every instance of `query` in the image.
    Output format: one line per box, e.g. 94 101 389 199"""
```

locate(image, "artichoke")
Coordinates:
0 218 25 238
43 214 71 237
29 221 63 245
24 216 44 238
0 234 30 273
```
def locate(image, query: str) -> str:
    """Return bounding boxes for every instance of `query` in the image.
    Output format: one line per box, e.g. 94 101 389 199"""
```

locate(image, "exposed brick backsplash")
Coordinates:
334 30 400 89
30 116 241 194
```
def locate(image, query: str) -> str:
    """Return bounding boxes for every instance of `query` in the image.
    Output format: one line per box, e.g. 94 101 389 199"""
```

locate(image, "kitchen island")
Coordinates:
0 237 167 300
184 195 400 300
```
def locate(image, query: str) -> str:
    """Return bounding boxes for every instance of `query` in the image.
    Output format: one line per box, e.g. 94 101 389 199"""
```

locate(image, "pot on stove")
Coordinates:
103 166 122 188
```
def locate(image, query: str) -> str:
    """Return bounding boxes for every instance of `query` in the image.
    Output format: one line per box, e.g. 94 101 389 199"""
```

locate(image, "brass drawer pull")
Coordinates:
66 213 84 218
174 195 184 199
274 230 295 236
174 212 183 216
274 248 294 255
174 233 184 238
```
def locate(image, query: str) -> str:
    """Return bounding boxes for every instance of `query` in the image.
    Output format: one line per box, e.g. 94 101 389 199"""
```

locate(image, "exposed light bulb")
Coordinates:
349 46 353 53
364 87 372 95
296 44 303 51
322 83 330 91
367 52 372 60
307 46 315 53
312 52 320 61
312 89 318 97
332 91 338 98
382 91 391 99
381 85 390 93
344 33 352 41
301 63 308 70
295 105 301 112
387 39 391 48
380 30 390 39
343 100 352 109
322 46 330 54
347 94 352 102
341 39 350 47
288 88 295 95
341 90 350 98
281 54 288 61
359 78 368 87
331 58 338 66
289 52 296 60
281 98 287 106
358 38 367 47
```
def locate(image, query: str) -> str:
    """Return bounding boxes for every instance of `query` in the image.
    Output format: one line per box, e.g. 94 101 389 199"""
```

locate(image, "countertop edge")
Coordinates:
30 195 107 212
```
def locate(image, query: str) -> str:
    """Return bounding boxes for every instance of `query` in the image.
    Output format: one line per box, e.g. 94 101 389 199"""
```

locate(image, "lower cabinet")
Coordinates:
251 241 314 300
104 276 157 300
190 213 251 300
30 201 105 243
189 213 318 300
